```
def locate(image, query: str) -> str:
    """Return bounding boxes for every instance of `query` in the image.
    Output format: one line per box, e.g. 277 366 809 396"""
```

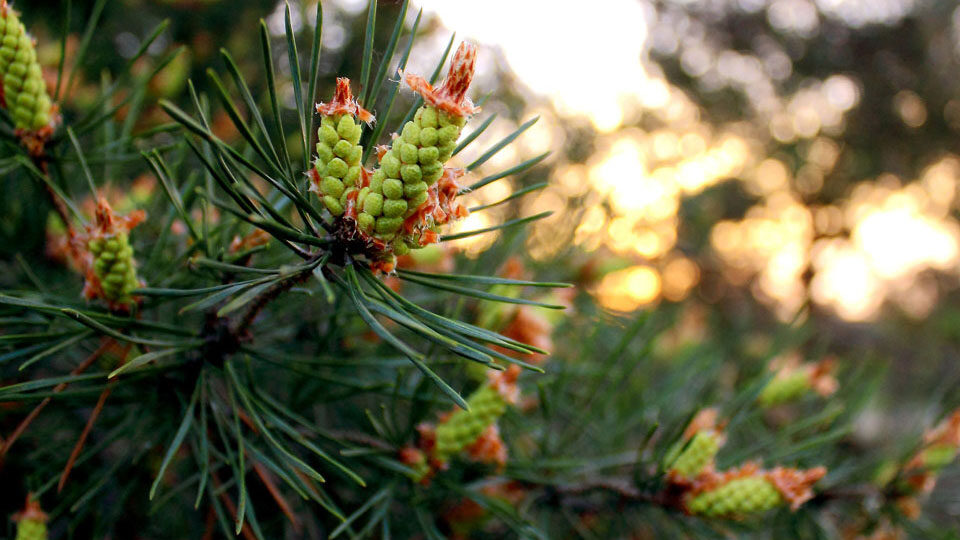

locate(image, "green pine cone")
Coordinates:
314 114 363 216
356 105 465 243
920 443 958 470
434 385 508 462
758 371 811 407
0 6 53 131
667 431 720 478
686 476 783 518
15 519 47 540
88 232 140 305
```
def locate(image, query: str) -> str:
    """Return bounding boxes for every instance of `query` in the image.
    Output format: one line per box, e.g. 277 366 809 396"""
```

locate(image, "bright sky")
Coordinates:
414 0 651 131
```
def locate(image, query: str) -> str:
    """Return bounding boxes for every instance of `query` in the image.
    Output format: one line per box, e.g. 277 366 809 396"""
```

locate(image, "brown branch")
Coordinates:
253 460 301 531
1 338 114 458
201 505 216 540
58 383 113 492
57 341 131 492
210 470 258 540
234 267 314 338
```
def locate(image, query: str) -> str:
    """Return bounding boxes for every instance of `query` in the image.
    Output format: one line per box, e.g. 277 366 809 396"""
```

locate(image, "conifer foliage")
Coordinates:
0 1 957 539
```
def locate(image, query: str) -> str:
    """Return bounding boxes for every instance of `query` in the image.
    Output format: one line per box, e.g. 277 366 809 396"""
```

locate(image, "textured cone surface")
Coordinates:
920 443 958 470
687 476 784 518
434 385 507 462
356 105 464 243
313 114 364 217
0 4 52 130
758 371 811 406
668 431 720 478
88 231 139 305
14 519 47 540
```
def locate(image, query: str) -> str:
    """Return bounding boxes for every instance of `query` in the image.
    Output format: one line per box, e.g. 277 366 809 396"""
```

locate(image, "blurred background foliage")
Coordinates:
4 0 960 537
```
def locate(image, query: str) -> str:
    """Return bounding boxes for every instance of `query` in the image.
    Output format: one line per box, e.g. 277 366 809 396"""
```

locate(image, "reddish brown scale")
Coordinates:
370 259 395 274
403 43 479 118
464 424 507 468
13 495 47 524
358 166 371 189
344 190 359 220
419 230 438 246
315 77 374 123
766 465 827 510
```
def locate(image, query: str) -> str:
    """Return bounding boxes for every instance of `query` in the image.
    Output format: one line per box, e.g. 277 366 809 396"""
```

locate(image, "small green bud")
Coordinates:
375 217 403 234
400 164 422 184
407 191 429 212
333 139 353 159
363 193 384 216
15 517 47 540
383 178 404 200
357 186 371 206
438 125 459 145
347 144 363 165
438 142 456 162
383 199 408 218
321 176 345 198
319 125 339 146
369 169 385 192
357 212 375 232
402 122 421 145
403 181 428 198
420 127 438 147
382 155 401 178
315 142 334 165
327 158 348 178
418 146 439 165
347 124 362 145
422 162 444 184
393 238 410 255
419 107 438 128
399 142 419 164
344 165 361 187
323 195 344 216
337 115 356 139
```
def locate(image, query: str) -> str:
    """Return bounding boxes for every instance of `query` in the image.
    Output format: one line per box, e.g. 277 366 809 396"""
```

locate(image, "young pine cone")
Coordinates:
686 474 784 518
359 42 477 249
312 78 373 218
664 408 726 479
684 463 826 519
433 367 519 463
88 231 139 305
668 431 722 479
434 384 508 463
13 497 47 540
0 1 53 132
82 198 145 309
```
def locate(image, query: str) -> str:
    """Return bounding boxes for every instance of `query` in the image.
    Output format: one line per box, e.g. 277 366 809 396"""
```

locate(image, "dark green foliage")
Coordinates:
0 2 958 540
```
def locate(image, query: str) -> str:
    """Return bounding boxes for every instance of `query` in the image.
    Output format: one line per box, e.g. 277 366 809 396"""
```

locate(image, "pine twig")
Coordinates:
58 383 113 492
252 460 300 531
210 470 258 540
58 342 130 491
0 338 114 458
234 266 314 338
